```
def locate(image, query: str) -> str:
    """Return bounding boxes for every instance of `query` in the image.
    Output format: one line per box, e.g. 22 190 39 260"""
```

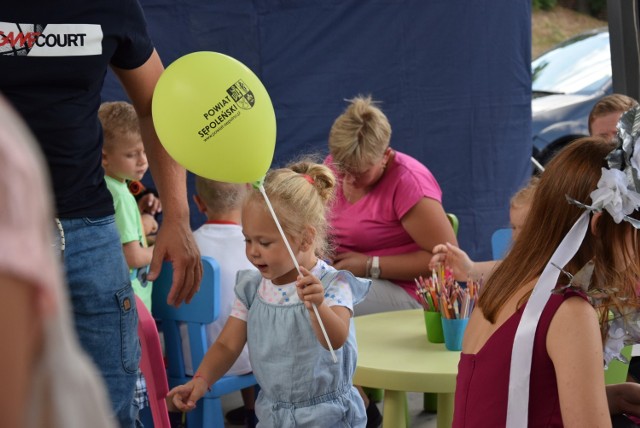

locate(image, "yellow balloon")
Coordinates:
152 52 276 183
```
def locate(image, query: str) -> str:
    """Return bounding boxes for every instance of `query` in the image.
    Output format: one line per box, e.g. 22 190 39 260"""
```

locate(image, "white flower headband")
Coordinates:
569 105 640 228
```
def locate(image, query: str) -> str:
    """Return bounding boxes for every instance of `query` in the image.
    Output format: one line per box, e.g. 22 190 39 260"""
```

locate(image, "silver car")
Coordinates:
531 27 611 165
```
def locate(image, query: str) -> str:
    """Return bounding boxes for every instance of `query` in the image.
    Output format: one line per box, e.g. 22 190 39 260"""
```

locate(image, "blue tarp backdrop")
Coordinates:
102 0 532 261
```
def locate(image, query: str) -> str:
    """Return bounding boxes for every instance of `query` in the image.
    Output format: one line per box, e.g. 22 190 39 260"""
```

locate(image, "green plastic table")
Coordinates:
354 309 460 428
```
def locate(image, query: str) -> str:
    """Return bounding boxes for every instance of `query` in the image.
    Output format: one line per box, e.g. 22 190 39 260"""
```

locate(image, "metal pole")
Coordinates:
607 0 640 101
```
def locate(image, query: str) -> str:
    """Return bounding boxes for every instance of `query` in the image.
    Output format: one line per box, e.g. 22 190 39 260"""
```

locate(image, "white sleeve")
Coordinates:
229 297 249 321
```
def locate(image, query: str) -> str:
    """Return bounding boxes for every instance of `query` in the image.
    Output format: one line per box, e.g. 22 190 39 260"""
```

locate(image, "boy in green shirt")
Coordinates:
100 101 154 310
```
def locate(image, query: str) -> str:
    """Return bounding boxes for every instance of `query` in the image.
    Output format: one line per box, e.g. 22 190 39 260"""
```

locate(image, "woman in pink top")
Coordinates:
326 95 458 316
454 136 640 427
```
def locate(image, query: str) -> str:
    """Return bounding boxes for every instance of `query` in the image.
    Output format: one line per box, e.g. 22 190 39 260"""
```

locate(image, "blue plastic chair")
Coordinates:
491 228 513 260
152 256 258 428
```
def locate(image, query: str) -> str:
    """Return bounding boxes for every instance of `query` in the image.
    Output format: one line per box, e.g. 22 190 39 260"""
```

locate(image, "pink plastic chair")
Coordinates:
136 295 171 428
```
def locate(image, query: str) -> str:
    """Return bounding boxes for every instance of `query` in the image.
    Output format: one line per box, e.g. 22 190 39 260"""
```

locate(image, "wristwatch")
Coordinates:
370 256 381 279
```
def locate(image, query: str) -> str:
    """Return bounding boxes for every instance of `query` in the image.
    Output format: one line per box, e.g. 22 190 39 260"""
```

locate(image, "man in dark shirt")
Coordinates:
0 2 202 426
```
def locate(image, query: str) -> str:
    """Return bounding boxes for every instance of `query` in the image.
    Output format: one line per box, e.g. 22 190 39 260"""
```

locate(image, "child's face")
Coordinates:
102 134 148 182
509 202 530 242
242 199 301 285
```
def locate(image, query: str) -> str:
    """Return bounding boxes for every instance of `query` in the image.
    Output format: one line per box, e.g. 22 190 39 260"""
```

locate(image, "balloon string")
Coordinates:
258 184 338 363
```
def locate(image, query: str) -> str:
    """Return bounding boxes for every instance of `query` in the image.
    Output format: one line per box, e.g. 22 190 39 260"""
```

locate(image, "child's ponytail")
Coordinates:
289 161 336 205
250 159 336 259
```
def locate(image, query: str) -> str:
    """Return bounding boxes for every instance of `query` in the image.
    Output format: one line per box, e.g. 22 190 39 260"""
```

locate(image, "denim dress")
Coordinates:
235 265 370 427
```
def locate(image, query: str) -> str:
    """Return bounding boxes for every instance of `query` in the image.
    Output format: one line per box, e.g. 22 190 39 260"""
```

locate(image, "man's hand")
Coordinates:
147 217 202 306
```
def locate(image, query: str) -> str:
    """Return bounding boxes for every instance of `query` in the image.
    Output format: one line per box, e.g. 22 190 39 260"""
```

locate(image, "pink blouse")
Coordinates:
326 151 443 299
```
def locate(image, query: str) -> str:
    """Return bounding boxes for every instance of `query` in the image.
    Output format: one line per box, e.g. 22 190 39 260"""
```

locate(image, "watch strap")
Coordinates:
371 256 381 279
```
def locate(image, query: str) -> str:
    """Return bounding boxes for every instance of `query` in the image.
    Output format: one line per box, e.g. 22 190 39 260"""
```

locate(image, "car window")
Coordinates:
532 30 611 95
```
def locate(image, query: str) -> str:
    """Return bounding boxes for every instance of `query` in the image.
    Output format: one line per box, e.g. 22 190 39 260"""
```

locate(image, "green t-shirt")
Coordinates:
105 176 153 310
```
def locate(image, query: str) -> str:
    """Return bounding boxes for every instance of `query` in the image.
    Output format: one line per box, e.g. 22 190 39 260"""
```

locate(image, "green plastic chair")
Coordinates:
447 213 459 236
604 345 633 385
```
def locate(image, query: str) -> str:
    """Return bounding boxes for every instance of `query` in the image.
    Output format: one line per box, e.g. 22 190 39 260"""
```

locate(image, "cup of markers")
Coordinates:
416 265 481 351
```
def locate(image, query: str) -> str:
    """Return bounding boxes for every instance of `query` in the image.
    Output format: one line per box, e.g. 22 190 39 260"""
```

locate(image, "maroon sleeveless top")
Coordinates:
453 292 585 427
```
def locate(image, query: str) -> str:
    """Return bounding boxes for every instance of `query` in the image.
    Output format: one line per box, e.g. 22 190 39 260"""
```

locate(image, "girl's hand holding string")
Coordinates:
296 266 325 310
296 265 351 351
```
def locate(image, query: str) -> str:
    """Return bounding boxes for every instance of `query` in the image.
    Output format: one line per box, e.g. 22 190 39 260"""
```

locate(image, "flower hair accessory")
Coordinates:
568 105 640 228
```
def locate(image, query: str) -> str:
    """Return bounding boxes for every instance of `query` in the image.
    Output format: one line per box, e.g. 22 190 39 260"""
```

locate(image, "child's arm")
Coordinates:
430 242 500 282
606 382 640 417
122 241 154 269
141 213 158 236
296 266 351 350
167 316 248 411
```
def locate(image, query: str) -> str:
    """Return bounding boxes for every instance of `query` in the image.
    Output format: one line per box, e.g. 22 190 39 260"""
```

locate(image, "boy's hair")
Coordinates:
328 95 391 172
98 101 140 151
195 175 247 218
245 160 336 258
510 176 540 208
480 137 640 325
588 94 639 134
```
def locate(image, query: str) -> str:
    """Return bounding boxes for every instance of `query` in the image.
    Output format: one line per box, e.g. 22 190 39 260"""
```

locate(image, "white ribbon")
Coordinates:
506 212 590 427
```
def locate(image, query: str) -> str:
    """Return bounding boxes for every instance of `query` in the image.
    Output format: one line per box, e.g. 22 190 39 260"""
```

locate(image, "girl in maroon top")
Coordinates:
453 136 640 427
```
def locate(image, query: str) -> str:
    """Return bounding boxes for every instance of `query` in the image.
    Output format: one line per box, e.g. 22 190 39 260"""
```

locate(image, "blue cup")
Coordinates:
441 317 469 351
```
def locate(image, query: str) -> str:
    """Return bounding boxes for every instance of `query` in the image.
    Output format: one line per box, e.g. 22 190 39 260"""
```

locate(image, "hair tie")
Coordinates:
301 174 314 185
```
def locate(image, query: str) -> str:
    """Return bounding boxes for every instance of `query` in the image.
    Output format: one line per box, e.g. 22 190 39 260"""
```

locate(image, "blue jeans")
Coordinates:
60 215 140 427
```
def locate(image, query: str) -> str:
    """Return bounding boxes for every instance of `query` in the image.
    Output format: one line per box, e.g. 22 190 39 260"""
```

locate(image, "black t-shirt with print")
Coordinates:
0 0 154 217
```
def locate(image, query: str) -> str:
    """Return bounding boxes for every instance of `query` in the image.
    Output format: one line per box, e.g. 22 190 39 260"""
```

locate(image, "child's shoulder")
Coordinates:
315 260 371 305
234 269 263 307
235 269 262 287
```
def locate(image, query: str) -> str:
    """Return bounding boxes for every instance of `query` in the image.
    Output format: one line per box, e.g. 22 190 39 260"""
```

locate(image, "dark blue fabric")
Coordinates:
102 0 532 260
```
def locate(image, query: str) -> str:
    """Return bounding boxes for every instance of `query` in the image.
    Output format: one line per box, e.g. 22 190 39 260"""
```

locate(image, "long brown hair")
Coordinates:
480 137 640 327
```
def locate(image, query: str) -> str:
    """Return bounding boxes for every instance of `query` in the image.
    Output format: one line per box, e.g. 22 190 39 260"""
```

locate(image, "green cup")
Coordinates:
423 311 445 343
